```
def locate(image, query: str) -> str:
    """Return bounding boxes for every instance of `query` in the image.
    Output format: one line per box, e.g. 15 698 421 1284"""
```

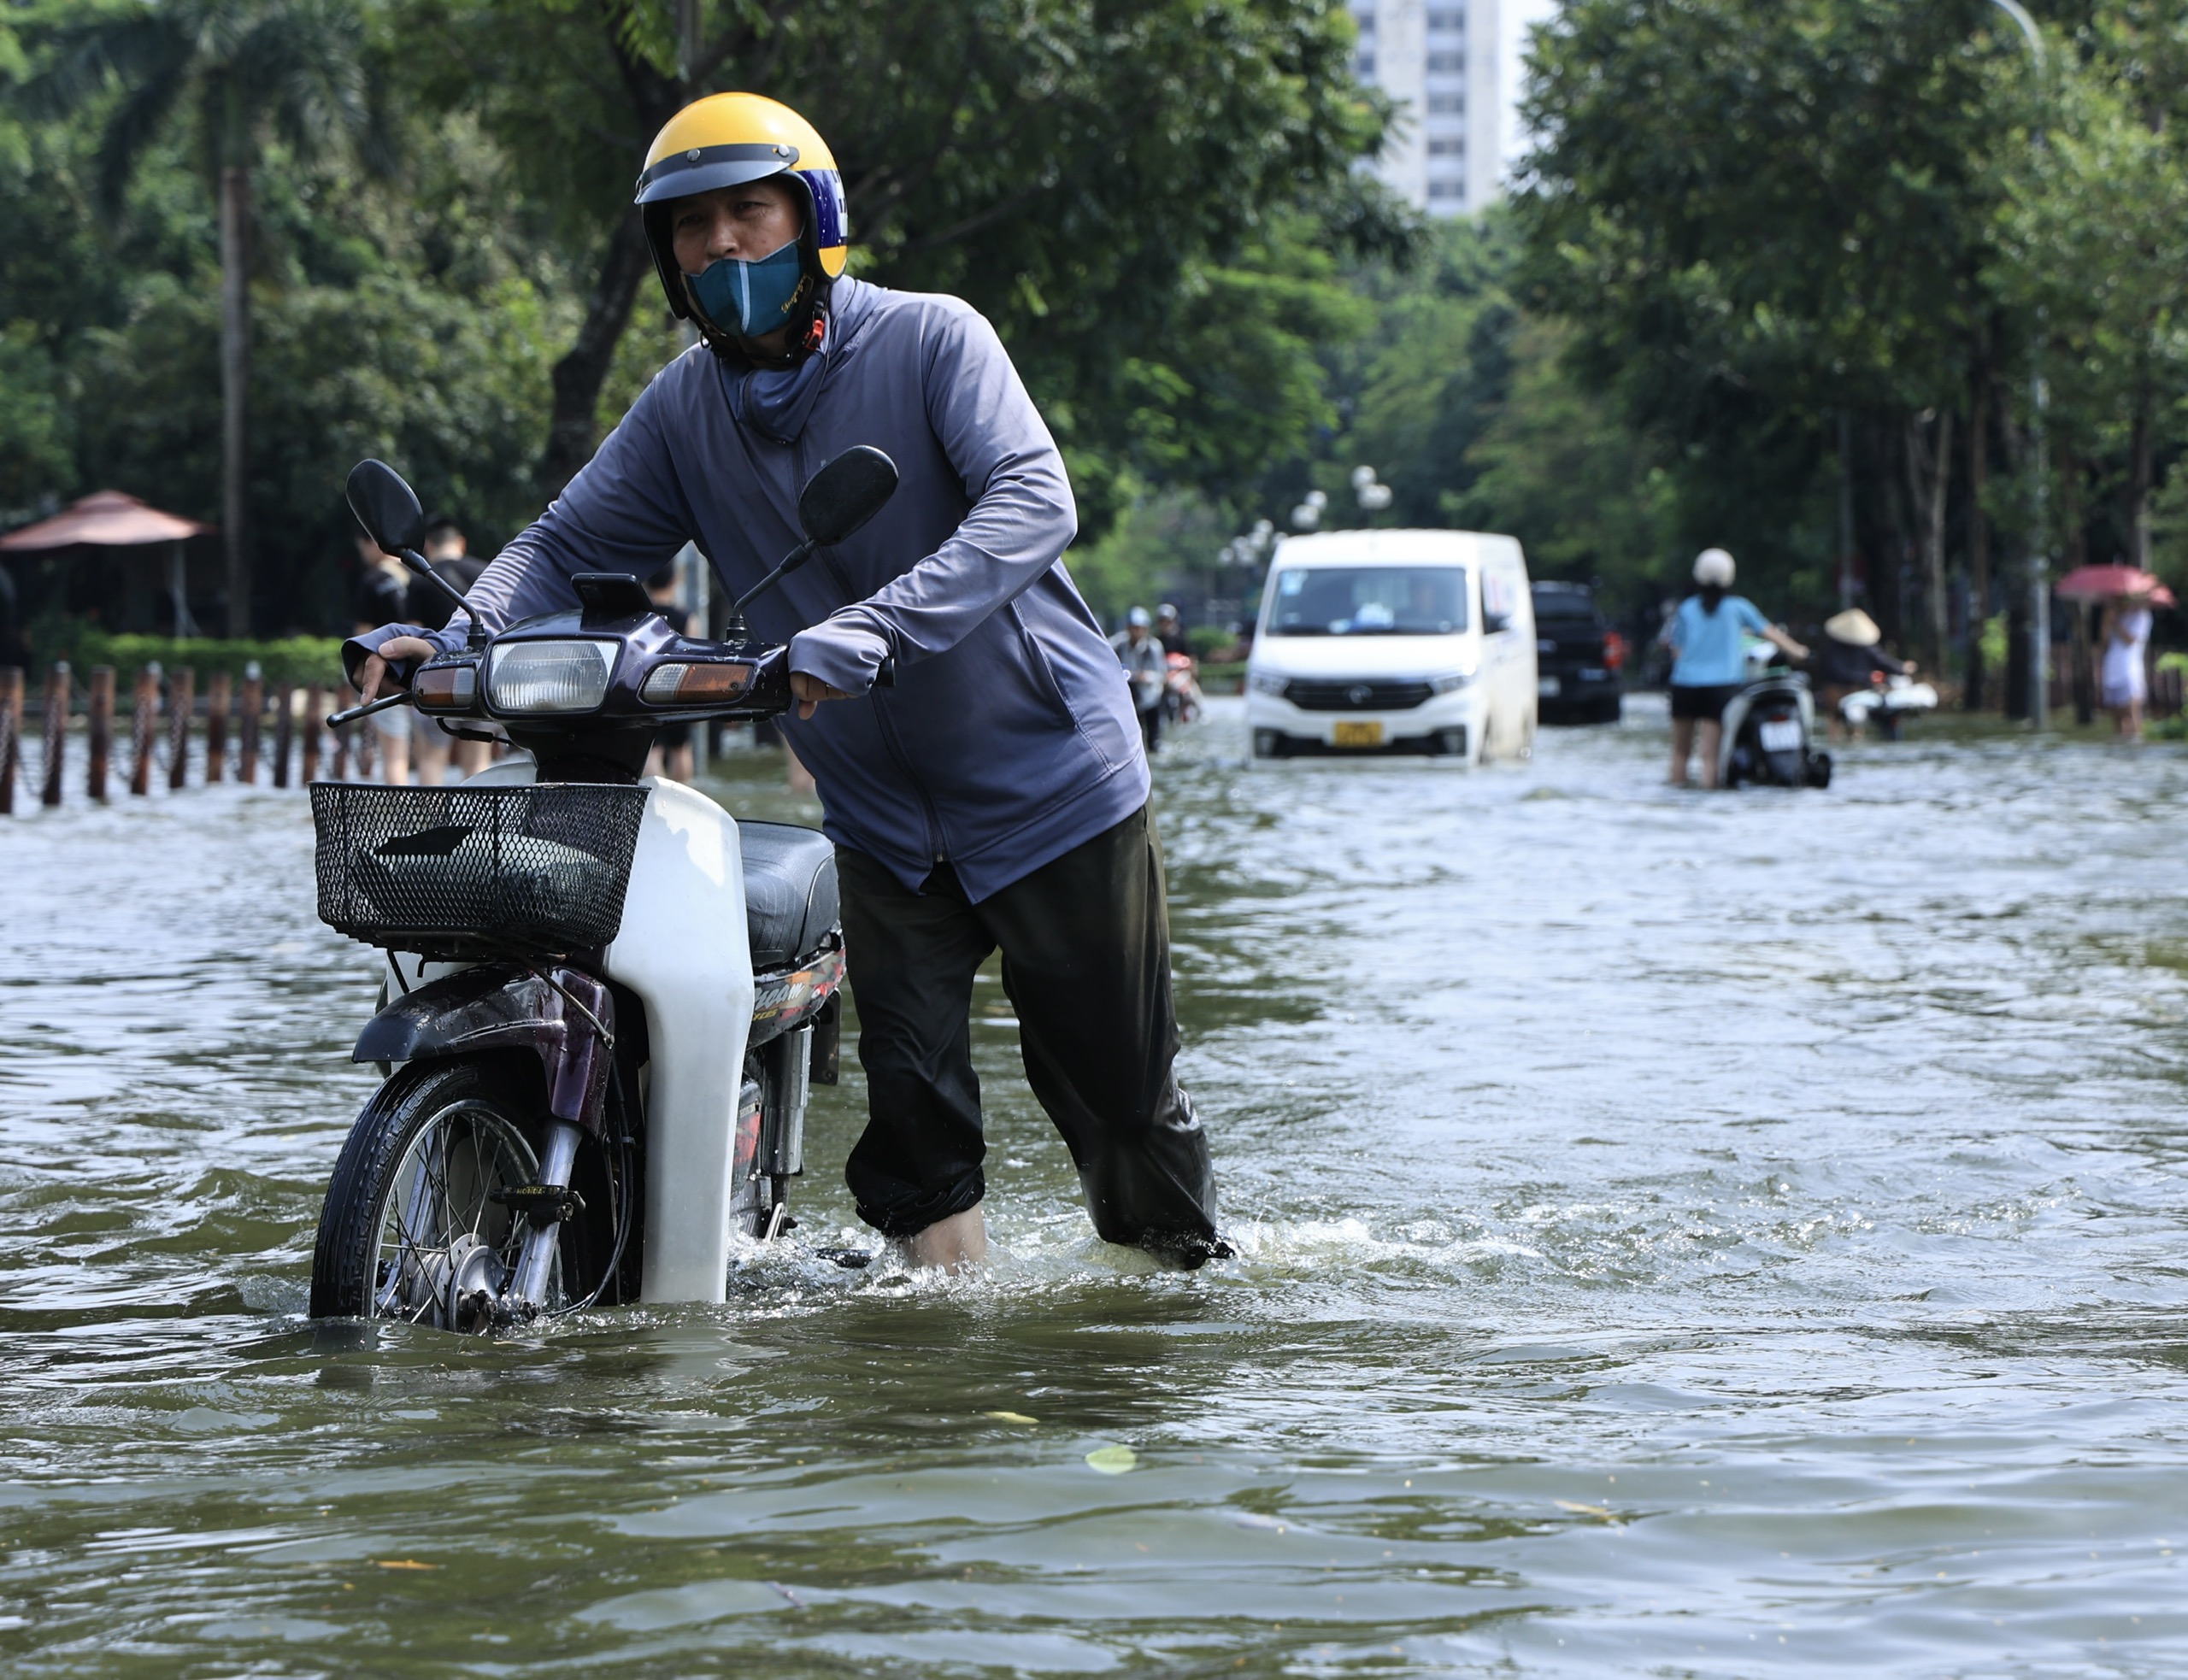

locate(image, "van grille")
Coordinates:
1284 679 1435 712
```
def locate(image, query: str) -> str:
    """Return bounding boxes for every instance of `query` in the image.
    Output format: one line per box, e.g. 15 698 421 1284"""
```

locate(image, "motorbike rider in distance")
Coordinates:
350 92 1228 1275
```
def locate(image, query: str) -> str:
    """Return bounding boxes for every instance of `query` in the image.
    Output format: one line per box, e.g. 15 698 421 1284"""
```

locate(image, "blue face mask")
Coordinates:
686 242 807 338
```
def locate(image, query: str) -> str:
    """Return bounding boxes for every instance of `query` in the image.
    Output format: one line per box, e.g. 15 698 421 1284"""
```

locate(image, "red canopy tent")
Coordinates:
0 491 214 636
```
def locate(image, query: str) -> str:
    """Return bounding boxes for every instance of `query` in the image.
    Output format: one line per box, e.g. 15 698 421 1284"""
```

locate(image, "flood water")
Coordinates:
3 695 2186 1677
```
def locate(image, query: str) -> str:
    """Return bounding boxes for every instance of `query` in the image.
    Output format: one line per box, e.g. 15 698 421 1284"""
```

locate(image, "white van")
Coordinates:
1245 529 1537 763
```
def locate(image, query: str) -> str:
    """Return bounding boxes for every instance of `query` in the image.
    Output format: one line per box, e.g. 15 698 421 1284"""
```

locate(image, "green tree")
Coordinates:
1511 0 2032 657
24 0 386 631
1994 8 2188 573
394 0 1386 506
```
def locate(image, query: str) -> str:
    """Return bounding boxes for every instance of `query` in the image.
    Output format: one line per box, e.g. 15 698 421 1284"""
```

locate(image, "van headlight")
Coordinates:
1428 670 1473 693
487 640 616 714
1248 670 1290 696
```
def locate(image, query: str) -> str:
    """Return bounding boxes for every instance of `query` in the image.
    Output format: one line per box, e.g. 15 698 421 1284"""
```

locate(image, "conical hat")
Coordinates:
1825 608 1881 647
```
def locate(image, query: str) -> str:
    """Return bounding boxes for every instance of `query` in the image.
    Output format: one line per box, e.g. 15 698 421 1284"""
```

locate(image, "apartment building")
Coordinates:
1347 0 1551 216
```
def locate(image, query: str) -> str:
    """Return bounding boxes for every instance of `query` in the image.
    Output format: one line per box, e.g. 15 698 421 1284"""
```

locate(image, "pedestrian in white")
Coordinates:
2100 596 2153 741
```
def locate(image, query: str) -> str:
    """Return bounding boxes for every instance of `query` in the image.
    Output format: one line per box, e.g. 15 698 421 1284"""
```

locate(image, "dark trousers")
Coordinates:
836 805 1223 1263
1137 702 1162 752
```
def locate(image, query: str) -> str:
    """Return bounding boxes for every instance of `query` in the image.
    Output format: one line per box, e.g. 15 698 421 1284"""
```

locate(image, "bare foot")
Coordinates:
896 1205 987 1274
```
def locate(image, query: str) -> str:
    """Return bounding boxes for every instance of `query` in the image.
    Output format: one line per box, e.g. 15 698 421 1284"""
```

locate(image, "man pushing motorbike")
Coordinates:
347 94 1226 1274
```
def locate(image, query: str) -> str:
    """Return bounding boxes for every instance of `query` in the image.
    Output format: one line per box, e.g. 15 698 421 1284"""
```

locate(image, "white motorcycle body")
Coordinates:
402 756 756 1304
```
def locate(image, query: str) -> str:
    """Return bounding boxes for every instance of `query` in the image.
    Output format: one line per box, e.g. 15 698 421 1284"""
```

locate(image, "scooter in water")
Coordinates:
305 447 898 1329
1718 667 1832 789
1838 673 1939 741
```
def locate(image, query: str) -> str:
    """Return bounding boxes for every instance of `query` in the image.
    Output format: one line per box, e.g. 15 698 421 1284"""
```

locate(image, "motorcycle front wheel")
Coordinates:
309 1057 570 1327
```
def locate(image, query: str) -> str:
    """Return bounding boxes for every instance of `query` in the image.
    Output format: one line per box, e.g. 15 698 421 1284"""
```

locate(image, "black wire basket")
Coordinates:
311 782 651 957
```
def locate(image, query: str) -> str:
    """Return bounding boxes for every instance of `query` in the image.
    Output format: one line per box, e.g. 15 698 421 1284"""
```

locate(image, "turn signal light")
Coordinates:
412 662 478 708
640 661 755 704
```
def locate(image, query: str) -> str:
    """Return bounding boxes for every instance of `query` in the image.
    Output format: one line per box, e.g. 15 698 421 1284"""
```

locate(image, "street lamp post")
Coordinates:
1991 0 2050 726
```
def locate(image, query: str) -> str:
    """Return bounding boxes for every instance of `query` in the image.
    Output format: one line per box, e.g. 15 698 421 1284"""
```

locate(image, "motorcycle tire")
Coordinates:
309 1055 620 1325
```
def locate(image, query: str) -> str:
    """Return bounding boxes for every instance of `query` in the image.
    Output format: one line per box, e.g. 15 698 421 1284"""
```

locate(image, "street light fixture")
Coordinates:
1352 465 1393 512
1991 0 2051 727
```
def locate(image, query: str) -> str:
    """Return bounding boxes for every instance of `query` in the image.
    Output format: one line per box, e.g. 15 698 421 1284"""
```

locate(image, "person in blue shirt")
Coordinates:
1660 549 1808 788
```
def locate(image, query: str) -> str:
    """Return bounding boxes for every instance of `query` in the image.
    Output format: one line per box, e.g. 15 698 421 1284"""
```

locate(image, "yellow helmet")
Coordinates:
633 93 849 351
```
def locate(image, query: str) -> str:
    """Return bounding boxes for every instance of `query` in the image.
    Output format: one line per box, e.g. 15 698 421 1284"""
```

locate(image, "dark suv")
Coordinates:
1531 581 1624 725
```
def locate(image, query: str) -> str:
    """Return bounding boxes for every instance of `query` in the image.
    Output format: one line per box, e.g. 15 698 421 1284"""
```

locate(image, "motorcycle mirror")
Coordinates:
346 460 427 556
797 446 897 550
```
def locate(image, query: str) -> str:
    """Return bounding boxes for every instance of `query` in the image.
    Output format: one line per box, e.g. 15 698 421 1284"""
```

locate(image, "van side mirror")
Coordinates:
346 460 426 555
1484 609 1512 635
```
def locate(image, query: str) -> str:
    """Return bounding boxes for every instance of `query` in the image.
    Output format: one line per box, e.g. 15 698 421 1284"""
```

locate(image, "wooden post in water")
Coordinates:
332 684 355 781
168 667 195 791
301 684 323 783
238 663 262 784
0 667 22 816
41 662 68 808
205 671 231 783
85 666 115 802
131 664 161 796
273 686 296 787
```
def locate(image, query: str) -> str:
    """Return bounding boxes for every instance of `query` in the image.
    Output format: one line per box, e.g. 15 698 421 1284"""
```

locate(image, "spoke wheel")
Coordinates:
311 1059 559 1326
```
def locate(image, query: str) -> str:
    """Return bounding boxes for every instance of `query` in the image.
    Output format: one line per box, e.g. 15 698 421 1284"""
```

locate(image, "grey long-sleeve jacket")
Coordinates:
350 278 1148 901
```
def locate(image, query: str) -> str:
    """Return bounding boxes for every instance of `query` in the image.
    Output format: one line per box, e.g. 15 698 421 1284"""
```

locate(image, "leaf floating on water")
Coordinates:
1085 1445 1138 1475
373 1559 438 1571
985 1410 1038 1425
1555 1501 1618 1521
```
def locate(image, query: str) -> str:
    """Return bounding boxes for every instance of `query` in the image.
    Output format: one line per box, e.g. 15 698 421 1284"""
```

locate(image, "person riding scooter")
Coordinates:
1661 549 1808 789
349 92 1227 1274
1813 608 1917 741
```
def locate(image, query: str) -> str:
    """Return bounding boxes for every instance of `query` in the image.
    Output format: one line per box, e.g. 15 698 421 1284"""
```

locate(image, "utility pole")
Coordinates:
1991 0 2050 726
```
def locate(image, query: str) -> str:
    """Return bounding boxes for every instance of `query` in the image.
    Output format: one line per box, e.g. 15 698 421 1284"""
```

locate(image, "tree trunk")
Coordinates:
218 165 251 637
2061 444 2087 573
1903 410 1954 673
2129 388 2154 573
1837 408 1857 608
540 207 661 495
1967 361 1991 709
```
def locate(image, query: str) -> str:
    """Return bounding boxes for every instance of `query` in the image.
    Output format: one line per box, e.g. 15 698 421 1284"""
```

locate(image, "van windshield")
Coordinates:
1267 566 1470 637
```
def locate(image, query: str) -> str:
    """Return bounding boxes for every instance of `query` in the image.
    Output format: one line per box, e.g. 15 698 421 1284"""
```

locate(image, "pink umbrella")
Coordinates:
2055 563 2176 608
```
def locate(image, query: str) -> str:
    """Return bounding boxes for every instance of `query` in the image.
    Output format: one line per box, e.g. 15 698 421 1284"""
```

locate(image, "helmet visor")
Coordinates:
635 141 800 205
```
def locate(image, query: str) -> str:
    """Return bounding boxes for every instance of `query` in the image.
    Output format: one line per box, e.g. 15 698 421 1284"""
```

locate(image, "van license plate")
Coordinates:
1538 677 1562 697
1332 721 1385 749
1758 719 1802 751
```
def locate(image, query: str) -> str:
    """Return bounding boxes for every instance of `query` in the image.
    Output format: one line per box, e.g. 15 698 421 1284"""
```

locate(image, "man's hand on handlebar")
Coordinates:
357 636 440 704
791 671 853 721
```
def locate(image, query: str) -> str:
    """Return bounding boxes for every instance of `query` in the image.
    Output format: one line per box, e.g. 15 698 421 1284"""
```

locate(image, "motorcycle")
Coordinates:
1718 667 1832 790
1838 673 1939 741
305 447 898 1329
1162 650 1203 727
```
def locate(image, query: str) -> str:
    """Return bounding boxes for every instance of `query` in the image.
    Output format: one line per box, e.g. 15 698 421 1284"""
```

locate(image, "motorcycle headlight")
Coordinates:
1248 670 1290 696
487 640 616 714
1428 670 1473 693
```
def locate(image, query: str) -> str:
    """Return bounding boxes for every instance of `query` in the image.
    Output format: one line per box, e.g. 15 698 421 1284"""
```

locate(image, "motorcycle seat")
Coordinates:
738 820 840 970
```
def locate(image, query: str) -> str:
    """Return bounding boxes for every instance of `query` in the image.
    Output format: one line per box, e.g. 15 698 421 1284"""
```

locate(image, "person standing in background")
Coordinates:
351 531 412 784
1112 607 1166 754
643 562 697 783
1660 549 1808 789
409 516 492 780
2100 595 2153 741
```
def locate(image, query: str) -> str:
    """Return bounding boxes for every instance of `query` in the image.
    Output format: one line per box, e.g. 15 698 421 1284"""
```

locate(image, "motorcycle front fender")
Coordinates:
352 963 614 1135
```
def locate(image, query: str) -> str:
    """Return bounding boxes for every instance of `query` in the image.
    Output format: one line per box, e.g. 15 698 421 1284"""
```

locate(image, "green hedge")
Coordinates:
25 628 348 696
